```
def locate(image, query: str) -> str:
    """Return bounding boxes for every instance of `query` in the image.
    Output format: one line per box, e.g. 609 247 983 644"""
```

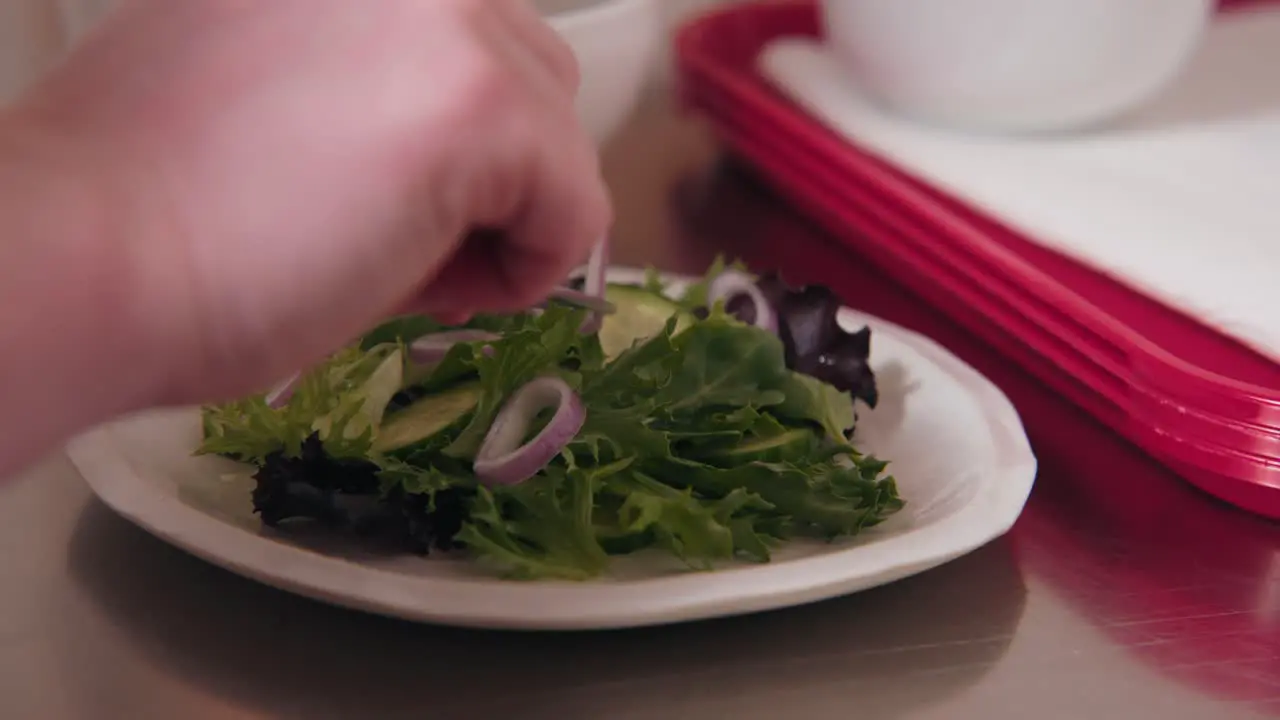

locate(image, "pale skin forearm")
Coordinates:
0 114 161 478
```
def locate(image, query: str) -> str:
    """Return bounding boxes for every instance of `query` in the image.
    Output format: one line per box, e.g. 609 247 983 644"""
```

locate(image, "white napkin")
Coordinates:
759 6 1280 362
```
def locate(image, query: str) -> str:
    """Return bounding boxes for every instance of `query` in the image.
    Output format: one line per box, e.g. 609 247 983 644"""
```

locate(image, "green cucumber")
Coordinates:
599 283 695 359
373 383 483 453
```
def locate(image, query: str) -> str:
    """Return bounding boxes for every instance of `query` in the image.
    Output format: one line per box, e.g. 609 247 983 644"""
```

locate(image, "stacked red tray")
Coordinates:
674 0 1280 518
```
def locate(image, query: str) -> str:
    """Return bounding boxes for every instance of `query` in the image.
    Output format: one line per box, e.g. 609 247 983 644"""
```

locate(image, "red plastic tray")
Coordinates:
678 165 1280 702
676 0 1280 422
674 0 1280 517
717 117 1280 458
715 119 1280 517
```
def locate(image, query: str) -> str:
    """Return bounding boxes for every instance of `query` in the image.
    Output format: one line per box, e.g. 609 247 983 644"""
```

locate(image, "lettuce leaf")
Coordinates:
195 278 903 581
197 344 405 462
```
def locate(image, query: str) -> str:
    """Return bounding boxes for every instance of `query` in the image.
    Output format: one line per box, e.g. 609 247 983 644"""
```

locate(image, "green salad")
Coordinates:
196 259 902 580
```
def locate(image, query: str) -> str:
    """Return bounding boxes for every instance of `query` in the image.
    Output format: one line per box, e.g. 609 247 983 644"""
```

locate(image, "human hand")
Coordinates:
15 0 610 407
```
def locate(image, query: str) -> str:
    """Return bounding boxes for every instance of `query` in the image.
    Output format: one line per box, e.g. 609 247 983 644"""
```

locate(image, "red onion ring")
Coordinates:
264 372 301 410
473 376 585 487
708 270 777 334
580 236 609 333
544 287 616 315
409 330 501 365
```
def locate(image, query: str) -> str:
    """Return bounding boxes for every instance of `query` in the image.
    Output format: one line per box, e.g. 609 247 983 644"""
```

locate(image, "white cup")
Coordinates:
819 0 1215 133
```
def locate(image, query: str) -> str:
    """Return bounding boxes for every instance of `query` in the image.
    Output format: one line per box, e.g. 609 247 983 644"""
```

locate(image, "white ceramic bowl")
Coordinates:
55 0 659 145
819 0 1215 134
534 0 661 143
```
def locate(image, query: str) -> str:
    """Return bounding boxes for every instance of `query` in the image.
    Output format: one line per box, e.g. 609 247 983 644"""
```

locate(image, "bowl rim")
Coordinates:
544 0 657 31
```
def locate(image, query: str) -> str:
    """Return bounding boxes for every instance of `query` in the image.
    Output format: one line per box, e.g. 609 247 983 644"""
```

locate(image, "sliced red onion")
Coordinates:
408 330 501 365
264 371 301 410
473 376 585 487
579 236 609 333
583 235 609 298
709 270 777 334
544 287 616 315
535 237 613 329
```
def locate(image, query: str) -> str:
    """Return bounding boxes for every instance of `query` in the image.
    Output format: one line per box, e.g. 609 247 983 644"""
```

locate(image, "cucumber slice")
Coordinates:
373 383 483 453
599 283 695 359
710 428 818 464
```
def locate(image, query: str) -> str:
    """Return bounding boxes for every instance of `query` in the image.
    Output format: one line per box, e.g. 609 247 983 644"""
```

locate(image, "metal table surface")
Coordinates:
4 75 1280 720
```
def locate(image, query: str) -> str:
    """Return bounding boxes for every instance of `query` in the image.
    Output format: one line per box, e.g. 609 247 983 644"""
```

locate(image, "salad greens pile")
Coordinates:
197 262 902 580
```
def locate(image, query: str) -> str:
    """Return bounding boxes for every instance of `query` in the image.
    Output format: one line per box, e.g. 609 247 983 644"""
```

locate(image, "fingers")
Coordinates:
482 4 609 311
411 0 609 318
490 0 581 94
414 127 610 316
498 120 611 307
406 232 510 317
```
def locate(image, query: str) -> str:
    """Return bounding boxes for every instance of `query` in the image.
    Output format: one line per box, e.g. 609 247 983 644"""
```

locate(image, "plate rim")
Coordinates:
65 268 1037 630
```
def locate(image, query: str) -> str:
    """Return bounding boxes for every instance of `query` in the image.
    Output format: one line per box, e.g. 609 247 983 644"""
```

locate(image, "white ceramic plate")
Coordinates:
65 269 1036 630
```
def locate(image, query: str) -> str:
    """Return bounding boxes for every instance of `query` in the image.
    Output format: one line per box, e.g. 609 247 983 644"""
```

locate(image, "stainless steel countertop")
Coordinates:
3 78 1280 720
